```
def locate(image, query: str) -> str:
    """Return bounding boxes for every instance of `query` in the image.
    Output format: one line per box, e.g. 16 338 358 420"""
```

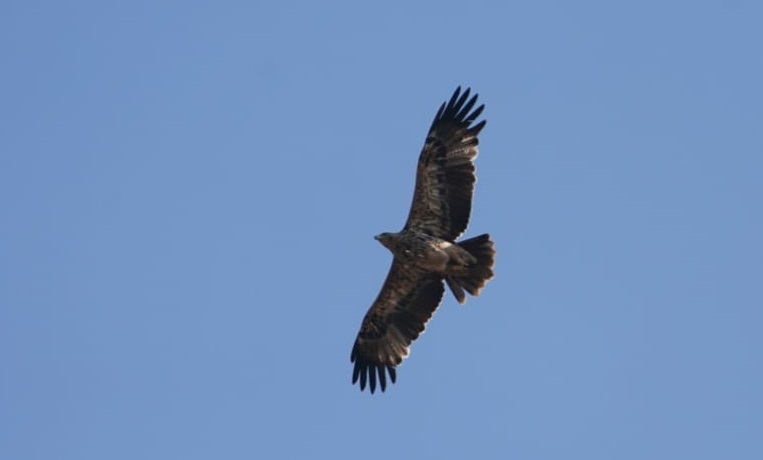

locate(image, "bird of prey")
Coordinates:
350 87 495 393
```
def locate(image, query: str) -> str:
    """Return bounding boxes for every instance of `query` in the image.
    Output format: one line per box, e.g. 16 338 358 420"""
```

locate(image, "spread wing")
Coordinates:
350 262 445 393
404 87 486 240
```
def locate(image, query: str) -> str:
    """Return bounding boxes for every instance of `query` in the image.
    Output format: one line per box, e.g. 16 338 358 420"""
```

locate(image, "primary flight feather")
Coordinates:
350 87 496 393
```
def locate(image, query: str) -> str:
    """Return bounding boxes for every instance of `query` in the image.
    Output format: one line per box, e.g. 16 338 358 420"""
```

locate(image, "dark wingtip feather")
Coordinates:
434 87 484 128
351 354 397 393
429 86 487 132
464 104 485 125
453 88 471 114
351 358 399 394
449 86 462 108
471 119 487 136
430 102 447 131
456 94 478 122
359 364 367 390
369 364 377 393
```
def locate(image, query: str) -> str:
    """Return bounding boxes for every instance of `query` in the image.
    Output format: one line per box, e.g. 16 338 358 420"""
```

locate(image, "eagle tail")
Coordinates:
446 233 495 304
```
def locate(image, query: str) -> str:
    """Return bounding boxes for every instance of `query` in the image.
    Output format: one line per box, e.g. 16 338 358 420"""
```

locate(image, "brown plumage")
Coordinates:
351 87 496 393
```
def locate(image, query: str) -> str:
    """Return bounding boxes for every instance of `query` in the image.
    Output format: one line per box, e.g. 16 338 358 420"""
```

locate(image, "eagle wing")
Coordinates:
350 261 445 393
404 87 486 240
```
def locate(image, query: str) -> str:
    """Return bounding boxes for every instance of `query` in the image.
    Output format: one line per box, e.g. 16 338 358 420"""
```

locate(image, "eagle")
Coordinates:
350 87 496 393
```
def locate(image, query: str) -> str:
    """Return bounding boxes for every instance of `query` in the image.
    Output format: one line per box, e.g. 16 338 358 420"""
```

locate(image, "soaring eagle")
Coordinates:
350 87 495 393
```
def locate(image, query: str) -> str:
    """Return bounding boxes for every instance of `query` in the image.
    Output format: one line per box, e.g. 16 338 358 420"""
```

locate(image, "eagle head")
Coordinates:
374 232 397 250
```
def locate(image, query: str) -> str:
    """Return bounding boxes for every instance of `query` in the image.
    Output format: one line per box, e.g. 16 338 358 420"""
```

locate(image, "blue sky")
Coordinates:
1 1 761 459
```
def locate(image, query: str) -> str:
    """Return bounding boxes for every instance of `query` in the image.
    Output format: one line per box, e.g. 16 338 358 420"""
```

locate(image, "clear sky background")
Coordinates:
1 1 761 459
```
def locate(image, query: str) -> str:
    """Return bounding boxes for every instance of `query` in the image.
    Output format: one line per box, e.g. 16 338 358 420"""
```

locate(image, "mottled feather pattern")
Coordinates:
406 87 486 240
351 265 444 393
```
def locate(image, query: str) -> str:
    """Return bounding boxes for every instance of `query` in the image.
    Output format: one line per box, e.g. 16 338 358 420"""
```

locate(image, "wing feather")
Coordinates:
404 86 487 239
350 261 445 393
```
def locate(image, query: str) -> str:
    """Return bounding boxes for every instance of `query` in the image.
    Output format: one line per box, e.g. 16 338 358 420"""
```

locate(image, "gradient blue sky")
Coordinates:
2 1 761 459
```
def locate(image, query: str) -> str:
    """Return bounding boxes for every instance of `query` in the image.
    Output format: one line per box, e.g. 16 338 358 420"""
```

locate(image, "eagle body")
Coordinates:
375 230 475 274
350 87 496 393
